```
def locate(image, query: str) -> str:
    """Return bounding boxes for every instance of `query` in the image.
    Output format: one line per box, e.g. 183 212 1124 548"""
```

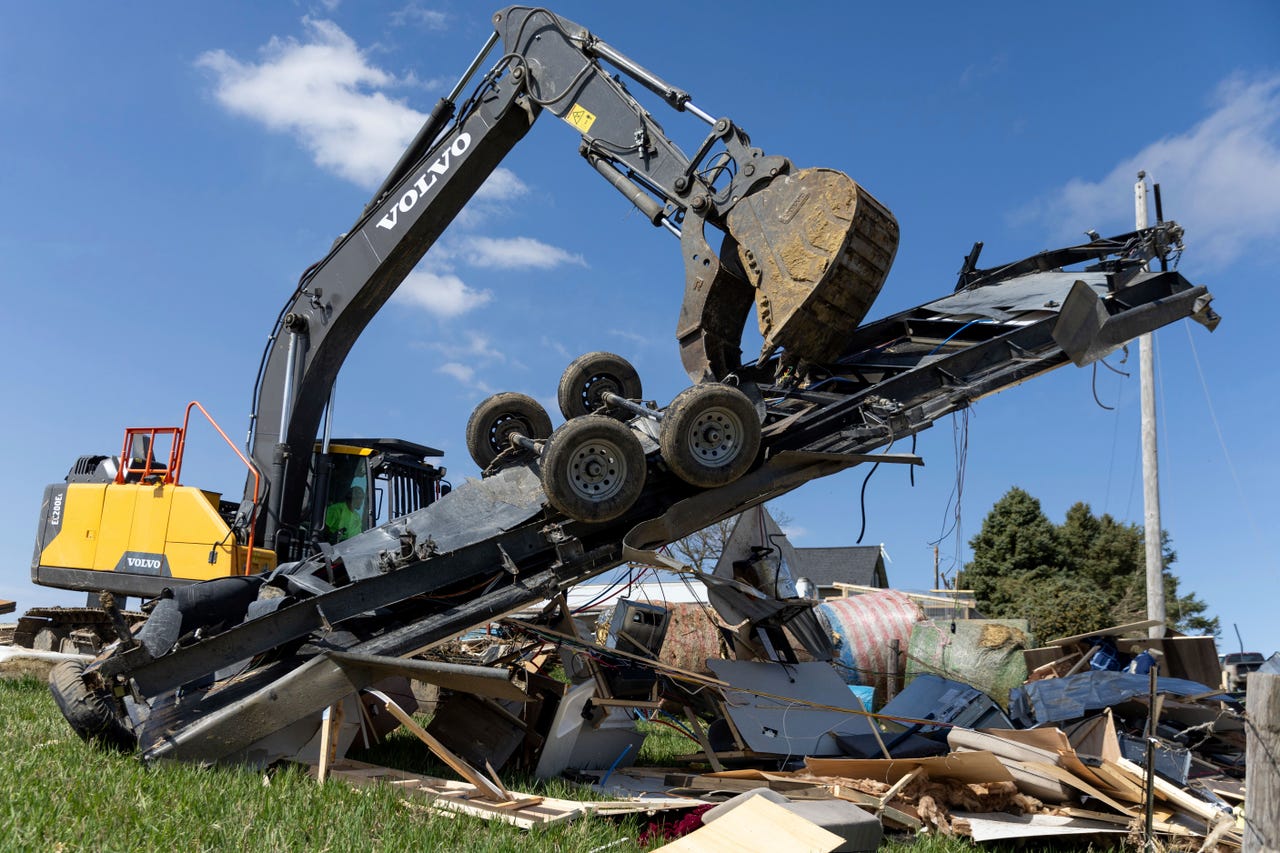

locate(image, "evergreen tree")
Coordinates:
959 488 1218 639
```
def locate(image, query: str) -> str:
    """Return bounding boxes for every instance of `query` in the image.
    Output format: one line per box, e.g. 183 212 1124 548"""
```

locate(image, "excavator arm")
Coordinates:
250 6 898 553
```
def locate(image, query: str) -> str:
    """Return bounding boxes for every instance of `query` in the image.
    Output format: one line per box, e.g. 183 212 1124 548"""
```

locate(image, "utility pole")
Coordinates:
1135 172 1167 639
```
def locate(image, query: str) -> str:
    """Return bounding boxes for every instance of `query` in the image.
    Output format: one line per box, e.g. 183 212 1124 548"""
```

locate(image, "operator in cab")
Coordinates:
325 485 366 542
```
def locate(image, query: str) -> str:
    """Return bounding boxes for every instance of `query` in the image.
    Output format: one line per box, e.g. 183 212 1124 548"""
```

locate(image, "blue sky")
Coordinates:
2 2 1277 655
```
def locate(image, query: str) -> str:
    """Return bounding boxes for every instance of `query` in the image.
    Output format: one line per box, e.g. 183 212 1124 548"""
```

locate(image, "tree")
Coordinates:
665 506 793 574
958 487 1218 640
665 516 738 573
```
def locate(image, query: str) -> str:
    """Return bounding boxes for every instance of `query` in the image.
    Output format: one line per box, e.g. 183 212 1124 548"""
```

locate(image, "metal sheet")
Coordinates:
707 660 879 757
304 464 547 582
925 272 1108 321
140 651 523 764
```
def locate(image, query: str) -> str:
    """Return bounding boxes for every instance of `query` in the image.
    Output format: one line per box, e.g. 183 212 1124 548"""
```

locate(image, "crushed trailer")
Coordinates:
50 221 1219 766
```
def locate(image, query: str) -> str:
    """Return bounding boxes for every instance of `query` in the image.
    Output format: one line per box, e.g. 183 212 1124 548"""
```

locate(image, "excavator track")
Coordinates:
11 606 147 654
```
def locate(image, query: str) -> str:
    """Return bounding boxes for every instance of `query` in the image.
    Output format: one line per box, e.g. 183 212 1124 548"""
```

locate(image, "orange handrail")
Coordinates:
114 426 182 485
178 401 263 575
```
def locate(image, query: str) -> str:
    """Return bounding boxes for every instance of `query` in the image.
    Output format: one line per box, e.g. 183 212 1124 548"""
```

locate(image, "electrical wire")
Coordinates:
926 318 992 355
1091 362 1116 411
1183 320 1263 547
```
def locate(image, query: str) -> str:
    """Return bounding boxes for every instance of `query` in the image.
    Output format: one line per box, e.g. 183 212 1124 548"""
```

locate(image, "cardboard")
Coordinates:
804 750 1014 786
655 795 843 852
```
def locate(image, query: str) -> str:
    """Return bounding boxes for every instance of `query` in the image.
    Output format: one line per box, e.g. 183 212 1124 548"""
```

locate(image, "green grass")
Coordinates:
0 676 1122 852
1 676 650 852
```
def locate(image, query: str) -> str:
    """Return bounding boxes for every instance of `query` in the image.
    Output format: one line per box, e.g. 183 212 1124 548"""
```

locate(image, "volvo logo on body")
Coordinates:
115 551 170 575
375 133 472 231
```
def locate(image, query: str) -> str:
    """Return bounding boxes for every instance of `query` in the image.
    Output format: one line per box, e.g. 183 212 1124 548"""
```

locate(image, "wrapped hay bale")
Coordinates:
906 619 1033 708
814 591 926 707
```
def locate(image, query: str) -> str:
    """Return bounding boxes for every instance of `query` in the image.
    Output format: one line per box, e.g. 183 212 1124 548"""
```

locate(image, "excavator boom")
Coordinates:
248 6 897 555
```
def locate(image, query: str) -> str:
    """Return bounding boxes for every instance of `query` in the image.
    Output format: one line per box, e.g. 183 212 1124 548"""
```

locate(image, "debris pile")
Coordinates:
279 509 1253 850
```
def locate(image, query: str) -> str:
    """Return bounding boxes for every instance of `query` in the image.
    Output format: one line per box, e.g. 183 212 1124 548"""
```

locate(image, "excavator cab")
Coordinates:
298 438 449 557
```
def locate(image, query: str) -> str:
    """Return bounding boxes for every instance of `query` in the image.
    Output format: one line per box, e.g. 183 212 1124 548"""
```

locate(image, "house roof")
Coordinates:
791 546 888 588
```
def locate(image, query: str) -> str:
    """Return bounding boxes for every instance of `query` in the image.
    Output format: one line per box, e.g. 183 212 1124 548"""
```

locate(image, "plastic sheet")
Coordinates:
1009 671 1227 726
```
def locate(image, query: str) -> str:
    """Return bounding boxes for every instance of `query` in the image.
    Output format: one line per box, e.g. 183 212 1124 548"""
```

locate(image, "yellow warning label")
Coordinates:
565 103 597 134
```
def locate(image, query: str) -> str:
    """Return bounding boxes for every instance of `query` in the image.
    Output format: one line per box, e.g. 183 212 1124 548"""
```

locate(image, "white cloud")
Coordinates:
1020 74 1280 268
463 236 587 270
540 336 570 359
438 362 473 382
475 168 529 202
393 268 492 317
197 18 425 188
390 4 449 30
429 331 506 364
608 329 649 347
437 362 494 393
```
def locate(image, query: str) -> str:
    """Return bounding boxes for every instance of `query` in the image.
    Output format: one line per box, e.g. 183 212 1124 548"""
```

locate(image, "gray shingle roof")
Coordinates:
791 546 888 588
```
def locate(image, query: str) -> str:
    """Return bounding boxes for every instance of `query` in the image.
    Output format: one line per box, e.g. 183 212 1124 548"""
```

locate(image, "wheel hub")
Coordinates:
689 408 741 466
568 440 627 501
581 375 621 411
490 415 530 451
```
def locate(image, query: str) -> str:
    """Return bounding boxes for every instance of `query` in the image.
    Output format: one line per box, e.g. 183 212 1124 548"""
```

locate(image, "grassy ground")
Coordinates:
1 675 1115 852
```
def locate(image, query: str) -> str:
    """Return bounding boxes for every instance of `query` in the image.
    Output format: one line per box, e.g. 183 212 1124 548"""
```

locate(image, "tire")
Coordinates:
557 352 642 420
465 392 553 469
659 383 761 488
48 660 136 751
540 415 646 523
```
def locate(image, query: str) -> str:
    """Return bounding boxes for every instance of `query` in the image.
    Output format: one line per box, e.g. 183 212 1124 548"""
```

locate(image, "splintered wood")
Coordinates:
310 759 701 830
308 760 581 829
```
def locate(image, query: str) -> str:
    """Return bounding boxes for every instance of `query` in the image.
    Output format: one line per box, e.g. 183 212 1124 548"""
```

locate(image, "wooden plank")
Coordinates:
1019 761 1136 817
683 706 724 773
805 750 1015 786
831 786 922 831
381 698 507 802
1057 807 1132 826
654 795 843 852
1046 620 1162 647
877 766 923 812
315 759 700 828
317 701 344 784
1113 757 1229 823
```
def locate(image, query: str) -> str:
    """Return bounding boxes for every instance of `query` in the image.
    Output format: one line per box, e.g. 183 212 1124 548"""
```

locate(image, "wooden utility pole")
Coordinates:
1245 672 1279 851
1135 172 1167 639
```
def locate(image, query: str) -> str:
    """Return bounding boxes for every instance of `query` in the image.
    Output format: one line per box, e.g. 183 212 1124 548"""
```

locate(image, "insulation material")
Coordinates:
814 591 925 706
907 619 1034 709
655 602 724 675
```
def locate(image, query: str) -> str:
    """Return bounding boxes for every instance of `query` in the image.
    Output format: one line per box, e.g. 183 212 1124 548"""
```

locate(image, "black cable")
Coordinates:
1099 349 1131 376
855 460 882 544
1091 362 1116 411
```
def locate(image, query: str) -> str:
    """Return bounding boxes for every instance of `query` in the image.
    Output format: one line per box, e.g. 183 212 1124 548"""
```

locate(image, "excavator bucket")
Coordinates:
729 168 899 367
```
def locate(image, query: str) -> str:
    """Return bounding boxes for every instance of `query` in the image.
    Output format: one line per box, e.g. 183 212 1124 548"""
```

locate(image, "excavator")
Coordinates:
37 7 1218 762
23 6 896 651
